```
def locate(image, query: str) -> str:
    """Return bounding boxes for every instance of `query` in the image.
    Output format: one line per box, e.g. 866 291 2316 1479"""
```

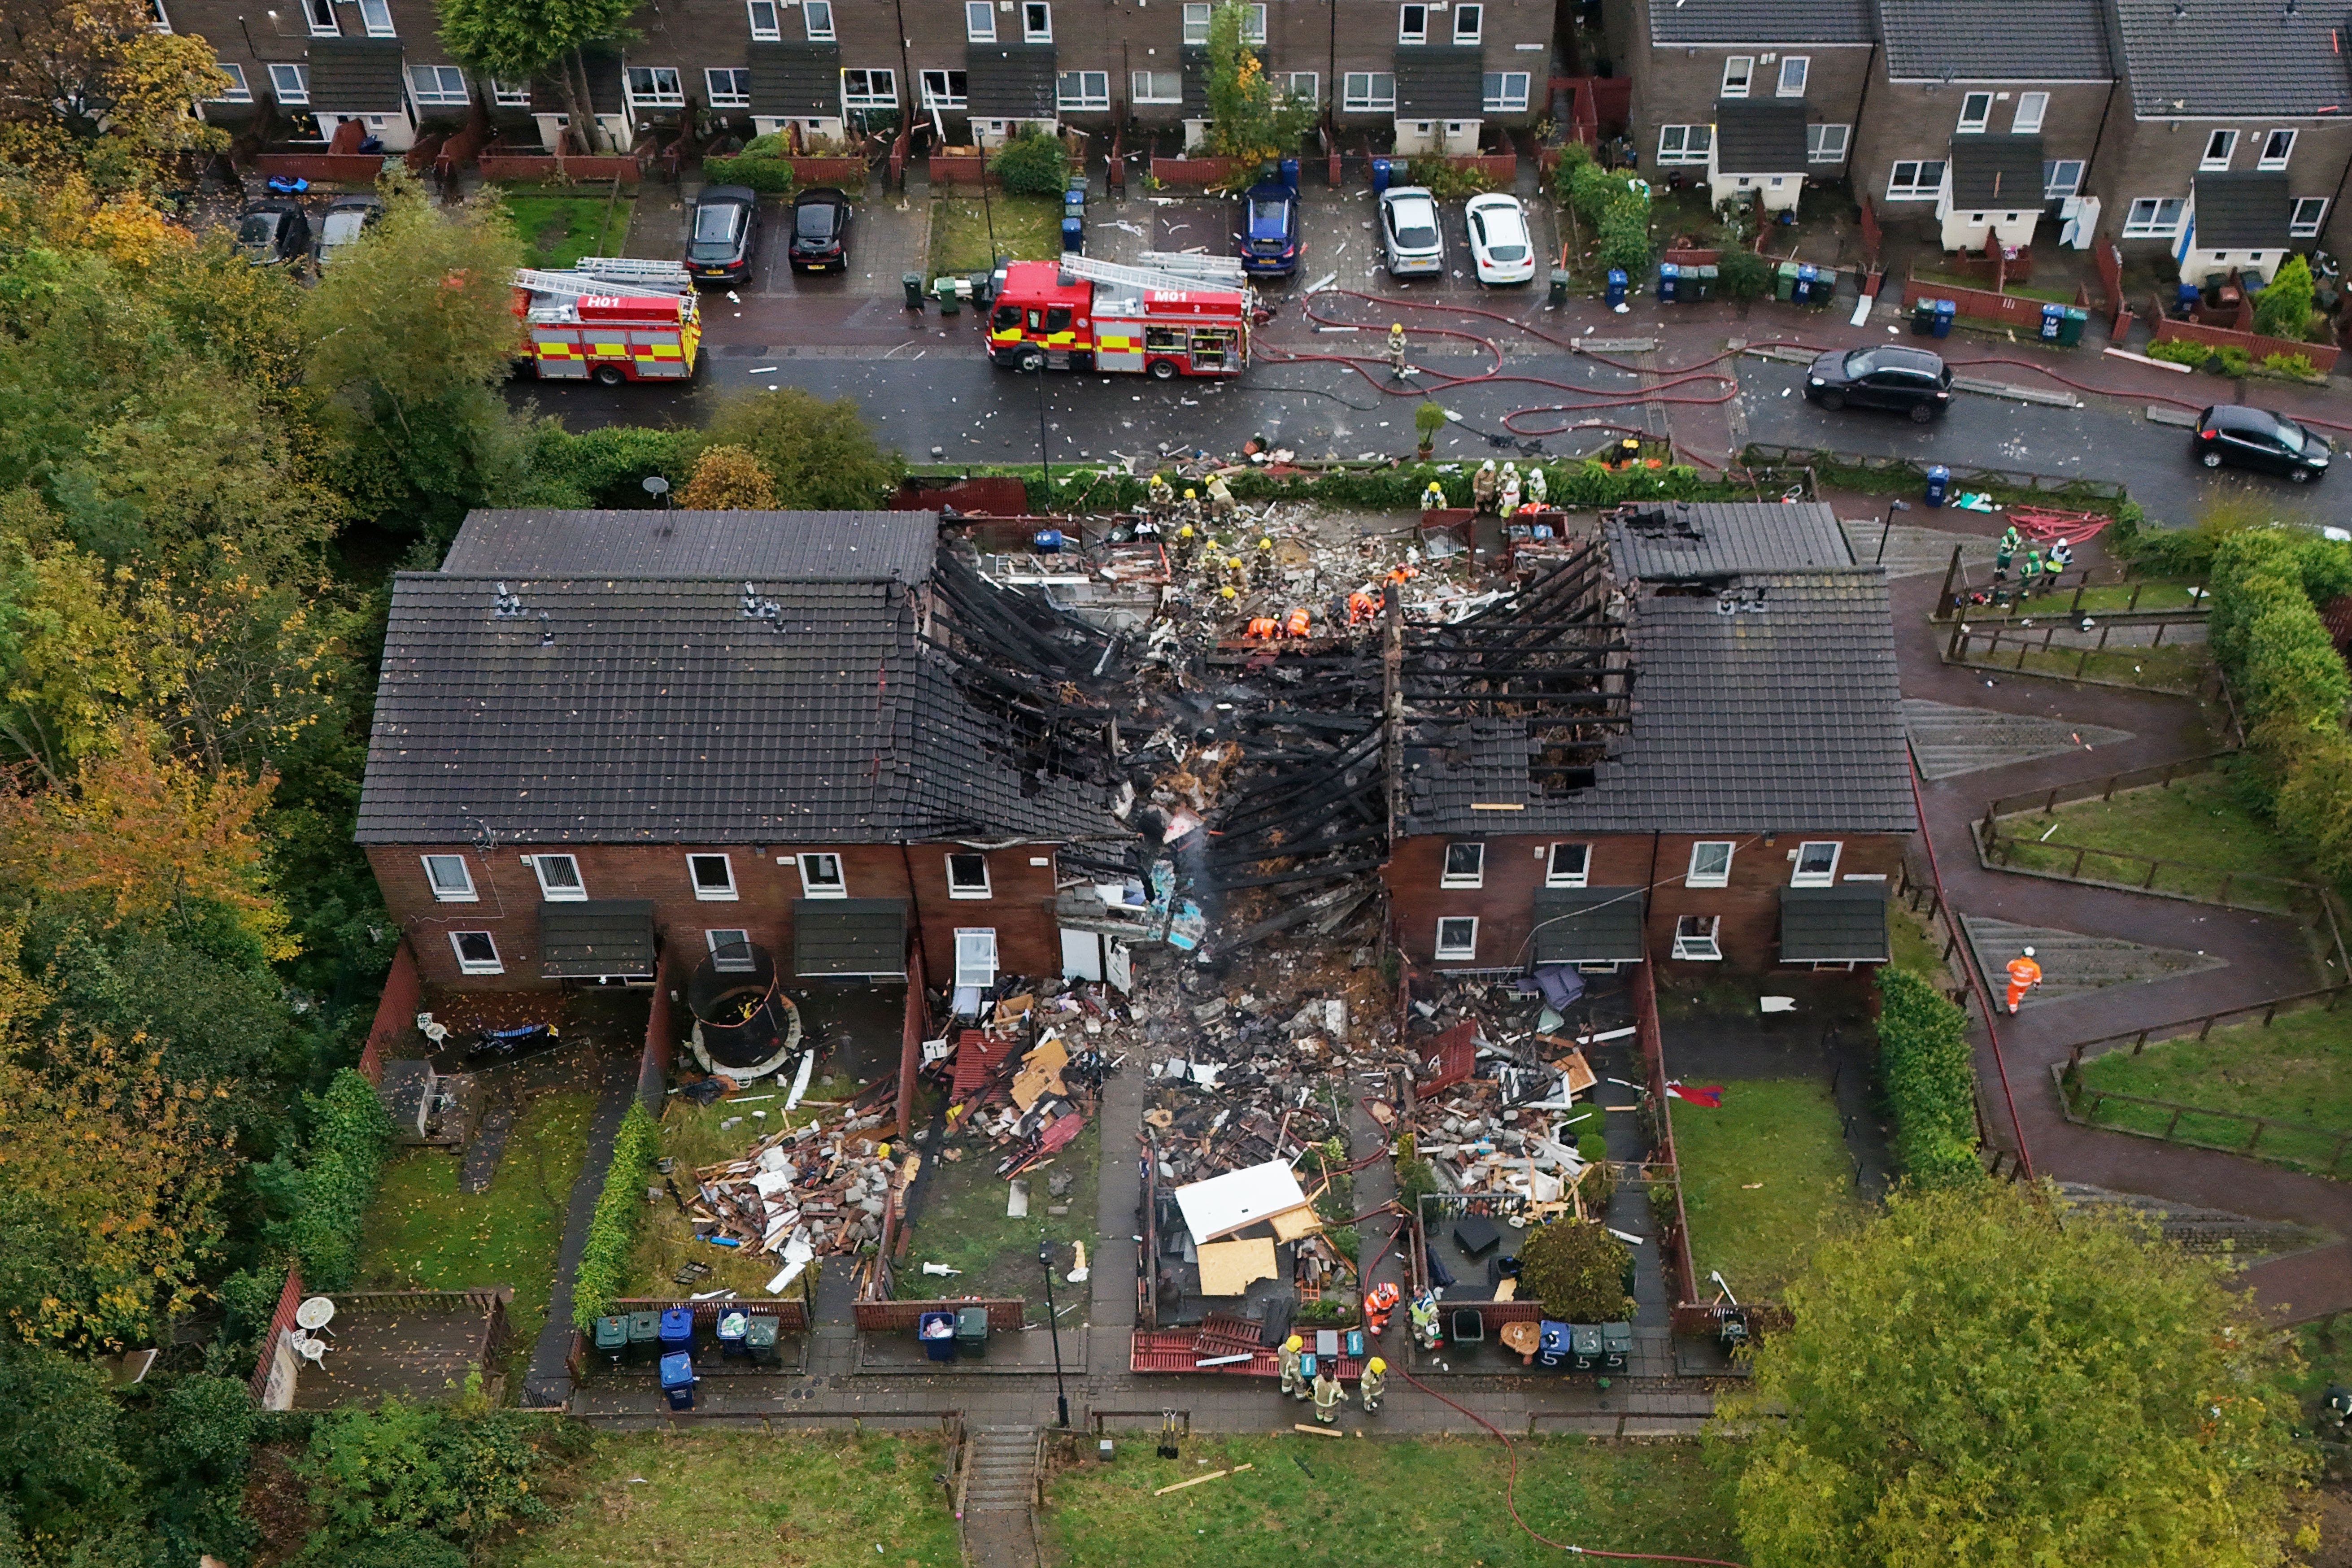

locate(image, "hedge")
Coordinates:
571 1100 661 1329
700 154 795 193
1006 454 1709 514
1875 968 1982 1187
269 1069 395 1290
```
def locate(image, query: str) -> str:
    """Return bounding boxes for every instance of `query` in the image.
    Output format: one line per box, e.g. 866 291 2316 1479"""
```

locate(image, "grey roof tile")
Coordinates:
1949 135 2046 207
1649 0 1875 46
1712 99 1810 173
539 900 657 978
2193 171 2292 249
443 510 937 584
1878 0 2112 79
967 44 1059 117
793 898 909 976
1394 44 1486 118
2110 0 2352 114
749 41 843 117
1780 884 1890 962
306 38 405 111
1607 501 1853 579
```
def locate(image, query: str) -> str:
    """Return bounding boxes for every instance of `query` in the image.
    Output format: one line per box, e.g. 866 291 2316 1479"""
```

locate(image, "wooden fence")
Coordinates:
1939 613 2213 693
609 1296 810 1332
2058 1064 2352 1176
2062 982 2352 1071
927 154 995 187
1984 752 2234 821
853 1297 1025 1332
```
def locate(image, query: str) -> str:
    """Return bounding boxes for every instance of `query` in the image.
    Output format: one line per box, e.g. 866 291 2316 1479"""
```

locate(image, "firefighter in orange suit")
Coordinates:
2005 946 2042 1014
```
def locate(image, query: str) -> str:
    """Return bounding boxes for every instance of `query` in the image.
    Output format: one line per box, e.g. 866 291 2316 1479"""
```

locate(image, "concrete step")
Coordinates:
1962 916 2229 1006
2053 1182 2329 1257
1902 698 2133 781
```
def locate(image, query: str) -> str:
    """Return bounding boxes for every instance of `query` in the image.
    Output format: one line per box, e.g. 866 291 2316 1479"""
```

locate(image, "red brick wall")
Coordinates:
1151 155 1247 186
854 1297 1024 1331
253 153 384 182
477 154 640 183
355 939 423 1085
2152 316 2339 374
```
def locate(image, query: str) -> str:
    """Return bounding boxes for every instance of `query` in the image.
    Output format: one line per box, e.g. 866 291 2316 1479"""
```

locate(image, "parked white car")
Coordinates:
1379 186 1444 278
1465 192 1536 285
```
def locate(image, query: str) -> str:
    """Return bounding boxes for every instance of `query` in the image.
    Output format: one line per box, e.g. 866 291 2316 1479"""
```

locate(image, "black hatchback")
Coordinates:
687 185 760 284
2193 404 2330 483
235 198 311 268
788 186 852 273
1804 345 1953 423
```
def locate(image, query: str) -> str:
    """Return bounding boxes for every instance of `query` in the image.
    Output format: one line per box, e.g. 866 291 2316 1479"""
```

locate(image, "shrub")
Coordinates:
258 1069 393 1291
297 1397 548 1554
571 1099 659 1328
700 154 795 194
1414 159 1500 202
1714 246 1772 300
989 126 1070 196
1594 189 1652 277
1549 139 1592 205
2261 350 2320 379
703 386 907 508
2254 253 2317 340
1874 968 1981 1186
1518 1217 1633 1321
675 443 776 509
2216 345 2253 378
1567 160 1642 228
2144 337 2210 367
1414 400 1448 448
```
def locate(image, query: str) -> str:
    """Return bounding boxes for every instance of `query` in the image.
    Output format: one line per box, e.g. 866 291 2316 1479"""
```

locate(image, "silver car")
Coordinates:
1379 186 1443 278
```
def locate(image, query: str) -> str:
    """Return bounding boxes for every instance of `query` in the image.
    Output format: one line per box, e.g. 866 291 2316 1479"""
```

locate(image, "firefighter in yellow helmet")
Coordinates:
1359 1355 1387 1414
1206 473 1237 516
1278 1334 1303 1397
1147 471 1175 513
1388 322 1409 380
1312 1360 1342 1424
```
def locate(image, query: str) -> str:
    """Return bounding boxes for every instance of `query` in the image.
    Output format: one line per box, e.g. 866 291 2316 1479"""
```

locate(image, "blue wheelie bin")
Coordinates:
659 1350 697 1410
1795 263 1818 305
1605 267 1628 307
1538 1320 1571 1368
919 1309 957 1363
716 1309 749 1360
1931 298 1956 338
2038 302 2064 342
1658 262 1679 303
1925 464 1951 507
1370 157 1394 195
658 1306 694 1362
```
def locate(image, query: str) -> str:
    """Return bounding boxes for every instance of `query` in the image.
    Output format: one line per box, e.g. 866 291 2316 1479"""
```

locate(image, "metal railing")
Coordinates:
1978 818 2331 917
1737 444 2128 501
1930 546 2207 627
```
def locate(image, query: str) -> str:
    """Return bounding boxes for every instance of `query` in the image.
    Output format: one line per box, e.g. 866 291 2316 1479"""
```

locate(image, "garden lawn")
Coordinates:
896 1119 1098 1323
622 1093 835 1302
1047 1433 1738 1568
1992 764 2315 910
928 194 1061 278
1672 1078 1864 1300
1890 900 1947 984
509 1429 957 1568
2078 1005 2352 1173
356 1088 592 1350
504 189 635 270
1987 640 2210 693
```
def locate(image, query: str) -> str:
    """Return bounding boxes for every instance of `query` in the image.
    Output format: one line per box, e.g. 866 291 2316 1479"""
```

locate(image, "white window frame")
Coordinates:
947 852 993 900
2043 158 2083 198
1132 69 1181 104
1285 70 1318 102
1434 916 1479 961
795 852 847 899
803 0 836 39
1022 0 1052 41
356 0 395 36
1182 2 1212 42
300 0 336 35
1482 71 1529 112
2261 129 2296 170
2292 196 2328 238
922 69 968 108
451 931 503 975
1956 91 1992 132
1807 122 1848 163
422 854 477 902
747 0 782 40
1056 69 1109 110
408 64 467 105
1790 841 1841 888
1886 159 1942 200
1344 71 1395 111
1657 124 1712 164
489 75 528 105
269 62 310 103
2011 91 2047 134
843 67 897 108
1398 3 1428 43
1720 56 1752 97
1671 915 1722 962
531 853 587 901
964 1 996 42
1242 2 1267 39
2200 129 2236 170
707 67 750 107
151 0 171 31
1686 841 1734 888
1777 55 1808 96
2122 196 2185 237
1453 2 1482 43
625 66 686 107
1441 842 1485 889
954 927 999 989
687 854 738 901
706 929 755 972
1546 843 1590 889
212 61 253 102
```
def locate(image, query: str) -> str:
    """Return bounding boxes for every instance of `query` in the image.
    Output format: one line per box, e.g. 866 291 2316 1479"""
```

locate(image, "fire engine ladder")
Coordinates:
1056 254 1249 297
1136 251 1249 287
513 258 693 296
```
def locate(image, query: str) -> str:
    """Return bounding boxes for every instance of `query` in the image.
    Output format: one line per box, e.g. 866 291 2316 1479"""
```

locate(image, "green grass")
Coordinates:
897 1119 1098 1323
1991 766 2316 910
1047 1433 1740 1568
1671 1079 1865 1301
1890 900 1947 984
357 1088 593 1352
622 1092 838 1302
1966 638 2210 694
2077 1004 2352 1173
1960 578 2208 616
504 189 636 270
1914 269 2078 306
507 1429 958 1567
928 194 1062 278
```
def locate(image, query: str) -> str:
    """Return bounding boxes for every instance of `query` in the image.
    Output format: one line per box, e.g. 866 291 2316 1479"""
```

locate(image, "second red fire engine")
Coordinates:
987 254 1257 380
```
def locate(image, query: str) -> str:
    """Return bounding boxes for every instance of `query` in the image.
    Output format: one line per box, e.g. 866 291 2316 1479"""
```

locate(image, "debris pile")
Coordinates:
682 1106 910 1296
1144 992 1363 1187
935 980 1125 1183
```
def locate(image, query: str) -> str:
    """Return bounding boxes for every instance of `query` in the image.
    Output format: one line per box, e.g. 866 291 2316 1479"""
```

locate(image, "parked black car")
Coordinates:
788 187 853 273
1803 345 1953 423
235 198 310 268
687 185 761 283
312 193 383 270
2193 403 2330 483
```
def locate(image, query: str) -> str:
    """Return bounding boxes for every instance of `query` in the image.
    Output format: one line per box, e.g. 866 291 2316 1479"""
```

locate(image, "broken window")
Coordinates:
799 852 847 898
948 852 992 898
1546 843 1589 888
1442 841 1485 888
1672 915 1721 961
1435 916 1478 960
954 927 999 988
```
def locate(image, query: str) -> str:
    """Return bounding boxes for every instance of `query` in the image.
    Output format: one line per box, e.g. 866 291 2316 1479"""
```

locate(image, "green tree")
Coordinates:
987 125 1069 196
0 0 231 191
433 0 635 153
675 444 778 510
297 1398 548 1552
701 388 906 510
0 1338 135 1549
2253 253 2316 340
1724 1182 2310 1568
1203 0 1315 163
1517 1217 1632 1321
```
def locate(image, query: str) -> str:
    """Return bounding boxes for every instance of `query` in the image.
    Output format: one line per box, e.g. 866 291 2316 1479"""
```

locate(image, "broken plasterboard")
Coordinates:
1269 1203 1326 1243
1172 1158 1313 1244
1195 1236 1281 1297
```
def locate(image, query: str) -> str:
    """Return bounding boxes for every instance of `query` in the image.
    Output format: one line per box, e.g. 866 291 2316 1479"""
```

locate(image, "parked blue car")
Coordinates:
1237 178 1301 276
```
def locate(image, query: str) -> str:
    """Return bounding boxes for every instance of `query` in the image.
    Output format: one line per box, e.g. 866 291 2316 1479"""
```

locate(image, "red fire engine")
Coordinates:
987 254 1255 380
513 259 702 386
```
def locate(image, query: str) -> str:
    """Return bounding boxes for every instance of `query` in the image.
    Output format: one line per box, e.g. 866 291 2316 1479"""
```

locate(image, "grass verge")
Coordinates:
621 1092 839 1302
357 1088 593 1352
1889 899 1947 984
1990 765 2315 910
1046 1433 1739 1568
1962 639 2209 693
504 188 635 270
2077 1004 2352 1172
928 194 1062 277
507 1429 957 1567
1671 1078 1865 1300
1957 578 2208 615
897 1119 1099 1323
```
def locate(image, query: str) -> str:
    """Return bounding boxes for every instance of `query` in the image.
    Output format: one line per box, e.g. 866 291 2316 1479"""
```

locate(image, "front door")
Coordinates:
1059 927 1103 982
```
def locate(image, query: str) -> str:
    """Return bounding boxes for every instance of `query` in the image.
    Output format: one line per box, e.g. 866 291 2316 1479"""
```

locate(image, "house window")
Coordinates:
625 66 685 107
2011 91 2047 133
1956 91 1991 132
1686 841 1734 888
2122 196 2185 237
1672 915 1722 962
747 0 781 39
2043 159 2083 198
1241 3 1267 39
706 929 755 972
151 0 171 30
1286 70 1318 102
1791 841 1841 887
270 62 310 102
707 68 750 107
532 853 586 901
451 932 502 974
300 0 335 34
357 0 395 35
1482 72 1529 111
1546 843 1590 889
1398 4 1428 42
965 1 996 41
1777 55 1808 96
922 69 969 107
408 65 467 104
2261 129 2296 169
954 928 999 989
422 854 476 902
489 76 529 105
1656 124 1711 164
1023 1 1052 40
1434 916 1479 961
1886 159 1943 200
844 68 897 107
1057 70 1109 109
1454 2 1482 42
687 854 737 900
1132 69 1181 103
2201 129 2236 169
1183 2 1212 42
947 852 992 899
804 0 835 39
2292 196 2328 237
1442 842 1485 888
212 61 253 101
797 853 847 898
1344 72 1395 110
1720 56 1752 96
1807 122 1848 162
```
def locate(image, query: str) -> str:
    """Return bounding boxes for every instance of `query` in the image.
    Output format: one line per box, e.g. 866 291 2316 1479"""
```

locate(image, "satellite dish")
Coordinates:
642 475 671 496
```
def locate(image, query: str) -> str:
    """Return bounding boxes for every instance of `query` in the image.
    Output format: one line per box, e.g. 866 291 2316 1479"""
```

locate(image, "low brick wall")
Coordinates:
1151 154 1246 186
1901 275 2073 336
1662 246 1720 268
478 154 640 184
928 154 995 187
854 1297 1025 1332
1410 152 1518 183
787 155 868 185
253 153 383 183
609 1296 810 1333
2152 315 2339 374
355 940 422 1086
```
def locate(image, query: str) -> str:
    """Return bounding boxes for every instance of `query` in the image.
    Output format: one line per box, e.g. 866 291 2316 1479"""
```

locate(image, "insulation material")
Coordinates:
1173 1158 1312 1243
1195 1237 1281 1297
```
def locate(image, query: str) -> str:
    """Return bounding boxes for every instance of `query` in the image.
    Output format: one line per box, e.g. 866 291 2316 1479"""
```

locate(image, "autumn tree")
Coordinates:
702 388 906 510
434 0 636 153
1723 1181 2311 1568
1204 0 1314 163
676 444 778 510
0 0 231 191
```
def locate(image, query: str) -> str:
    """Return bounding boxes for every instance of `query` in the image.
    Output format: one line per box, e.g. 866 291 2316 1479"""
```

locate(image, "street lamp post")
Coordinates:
1038 1239 1070 1428
1876 498 1911 565
1032 360 1053 495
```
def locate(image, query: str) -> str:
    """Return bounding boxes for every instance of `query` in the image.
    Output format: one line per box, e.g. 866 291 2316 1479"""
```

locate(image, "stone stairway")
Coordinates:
1841 520 1999 580
962 1425 1041 1568
2054 1183 2330 1259
1901 698 2133 781
1960 916 2228 1007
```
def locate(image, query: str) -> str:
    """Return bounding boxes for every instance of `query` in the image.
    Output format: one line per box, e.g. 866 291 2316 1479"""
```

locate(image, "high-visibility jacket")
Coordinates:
1285 608 1311 637
1359 1367 1386 1406
1313 1374 1341 1412
2007 956 2042 992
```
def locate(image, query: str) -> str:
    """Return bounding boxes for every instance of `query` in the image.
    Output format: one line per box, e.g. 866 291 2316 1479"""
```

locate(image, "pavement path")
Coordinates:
519 1047 640 1408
